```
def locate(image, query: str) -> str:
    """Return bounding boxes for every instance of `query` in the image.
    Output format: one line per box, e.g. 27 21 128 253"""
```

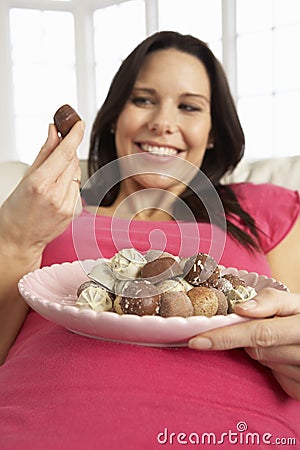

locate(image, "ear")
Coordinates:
206 133 214 150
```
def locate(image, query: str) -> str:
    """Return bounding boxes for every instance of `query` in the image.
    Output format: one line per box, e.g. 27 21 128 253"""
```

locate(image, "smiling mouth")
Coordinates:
138 143 183 157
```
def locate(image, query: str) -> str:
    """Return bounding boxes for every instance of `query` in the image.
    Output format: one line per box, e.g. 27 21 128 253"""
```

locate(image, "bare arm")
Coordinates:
0 236 37 364
188 218 300 400
0 121 84 364
266 218 300 293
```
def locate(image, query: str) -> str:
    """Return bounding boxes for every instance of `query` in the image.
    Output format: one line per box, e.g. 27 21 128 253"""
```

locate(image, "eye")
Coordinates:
179 103 202 112
131 96 154 107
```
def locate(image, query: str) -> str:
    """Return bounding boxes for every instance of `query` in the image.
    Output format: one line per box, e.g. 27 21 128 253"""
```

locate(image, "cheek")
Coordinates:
116 106 143 137
115 112 135 156
186 119 211 148
116 116 132 140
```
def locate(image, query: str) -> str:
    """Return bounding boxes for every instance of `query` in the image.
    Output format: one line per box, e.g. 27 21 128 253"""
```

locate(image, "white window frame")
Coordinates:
0 0 241 162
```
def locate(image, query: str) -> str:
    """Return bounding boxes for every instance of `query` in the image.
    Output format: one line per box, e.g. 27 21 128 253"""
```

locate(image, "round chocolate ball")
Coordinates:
187 286 218 317
118 280 161 316
160 291 194 318
141 257 183 283
184 253 220 287
211 288 228 315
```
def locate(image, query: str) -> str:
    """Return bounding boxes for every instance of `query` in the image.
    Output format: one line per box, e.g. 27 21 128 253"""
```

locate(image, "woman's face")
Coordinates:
115 48 212 194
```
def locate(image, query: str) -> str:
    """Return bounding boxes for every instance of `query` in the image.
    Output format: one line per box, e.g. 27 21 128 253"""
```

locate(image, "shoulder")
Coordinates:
226 182 300 252
228 182 300 215
229 181 299 202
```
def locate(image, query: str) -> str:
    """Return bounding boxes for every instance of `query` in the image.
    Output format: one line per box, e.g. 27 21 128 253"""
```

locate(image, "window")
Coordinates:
158 0 222 60
94 0 146 108
2 0 300 164
9 8 76 163
236 0 300 158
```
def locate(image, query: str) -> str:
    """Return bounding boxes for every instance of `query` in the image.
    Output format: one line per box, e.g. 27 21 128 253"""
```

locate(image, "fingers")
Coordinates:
54 158 82 215
268 363 300 382
271 370 300 400
188 314 300 350
29 124 60 172
233 287 300 318
245 344 300 365
40 120 85 180
29 120 85 179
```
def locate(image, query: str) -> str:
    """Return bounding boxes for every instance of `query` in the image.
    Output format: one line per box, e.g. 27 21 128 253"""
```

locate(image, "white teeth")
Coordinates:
140 143 178 156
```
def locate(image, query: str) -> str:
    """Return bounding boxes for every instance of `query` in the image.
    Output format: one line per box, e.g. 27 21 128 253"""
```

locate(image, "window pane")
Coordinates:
236 0 273 33
158 0 221 41
273 0 300 26
274 92 300 156
237 1 300 159
10 9 75 64
158 0 222 52
237 31 273 96
94 0 146 107
274 26 300 92
14 116 50 164
238 95 274 160
12 63 76 117
10 9 76 163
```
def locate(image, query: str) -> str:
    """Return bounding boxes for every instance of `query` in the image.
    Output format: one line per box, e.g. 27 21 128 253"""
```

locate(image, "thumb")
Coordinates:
233 287 300 318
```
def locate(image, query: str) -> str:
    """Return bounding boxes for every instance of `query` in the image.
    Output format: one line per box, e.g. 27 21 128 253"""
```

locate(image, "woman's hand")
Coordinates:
188 288 300 400
0 120 85 265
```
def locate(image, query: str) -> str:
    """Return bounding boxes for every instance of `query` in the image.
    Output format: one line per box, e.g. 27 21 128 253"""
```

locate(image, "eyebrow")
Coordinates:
132 87 210 104
183 93 210 104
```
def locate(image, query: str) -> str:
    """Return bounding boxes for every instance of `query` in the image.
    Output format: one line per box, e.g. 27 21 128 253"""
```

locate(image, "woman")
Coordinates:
1 31 300 449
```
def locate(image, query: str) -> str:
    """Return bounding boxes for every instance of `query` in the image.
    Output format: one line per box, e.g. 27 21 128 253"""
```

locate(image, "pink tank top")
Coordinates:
1 183 299 449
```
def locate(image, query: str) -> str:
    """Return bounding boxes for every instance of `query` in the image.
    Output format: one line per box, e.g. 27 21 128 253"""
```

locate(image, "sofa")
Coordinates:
1 156 300 206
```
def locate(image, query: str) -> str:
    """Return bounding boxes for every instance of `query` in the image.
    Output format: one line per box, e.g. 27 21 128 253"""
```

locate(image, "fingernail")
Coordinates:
189 337 212 349
234 299 258 310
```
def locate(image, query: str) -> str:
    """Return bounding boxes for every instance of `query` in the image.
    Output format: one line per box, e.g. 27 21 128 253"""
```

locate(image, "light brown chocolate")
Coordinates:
187 286 218 317
160 291 194 318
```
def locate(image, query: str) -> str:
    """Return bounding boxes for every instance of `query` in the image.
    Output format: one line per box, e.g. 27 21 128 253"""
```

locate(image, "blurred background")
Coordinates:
1 0 300 164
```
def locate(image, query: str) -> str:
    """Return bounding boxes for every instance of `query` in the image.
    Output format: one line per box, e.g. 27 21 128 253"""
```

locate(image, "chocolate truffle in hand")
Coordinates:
53 104 81 137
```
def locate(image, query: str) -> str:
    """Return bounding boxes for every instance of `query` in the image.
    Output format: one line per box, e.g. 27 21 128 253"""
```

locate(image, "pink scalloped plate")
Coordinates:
18 259 288 347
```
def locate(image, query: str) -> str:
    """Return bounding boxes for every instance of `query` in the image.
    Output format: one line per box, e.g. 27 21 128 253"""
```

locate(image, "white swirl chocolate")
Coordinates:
156 278 186 294
88 261 116 291
76 286 113 312
227 285 257 312
109 248 147 280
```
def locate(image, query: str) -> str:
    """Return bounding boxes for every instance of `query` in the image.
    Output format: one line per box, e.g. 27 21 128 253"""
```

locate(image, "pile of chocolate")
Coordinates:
76 249 256 318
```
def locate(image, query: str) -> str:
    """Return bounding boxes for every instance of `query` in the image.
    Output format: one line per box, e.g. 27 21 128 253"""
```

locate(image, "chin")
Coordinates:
134 174 184 193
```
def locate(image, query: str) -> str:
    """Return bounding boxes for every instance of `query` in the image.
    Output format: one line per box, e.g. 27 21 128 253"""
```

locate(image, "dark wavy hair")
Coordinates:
86 31 260 250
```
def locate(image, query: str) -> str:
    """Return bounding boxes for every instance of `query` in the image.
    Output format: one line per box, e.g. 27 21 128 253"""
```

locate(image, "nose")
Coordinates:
148 105 178 135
